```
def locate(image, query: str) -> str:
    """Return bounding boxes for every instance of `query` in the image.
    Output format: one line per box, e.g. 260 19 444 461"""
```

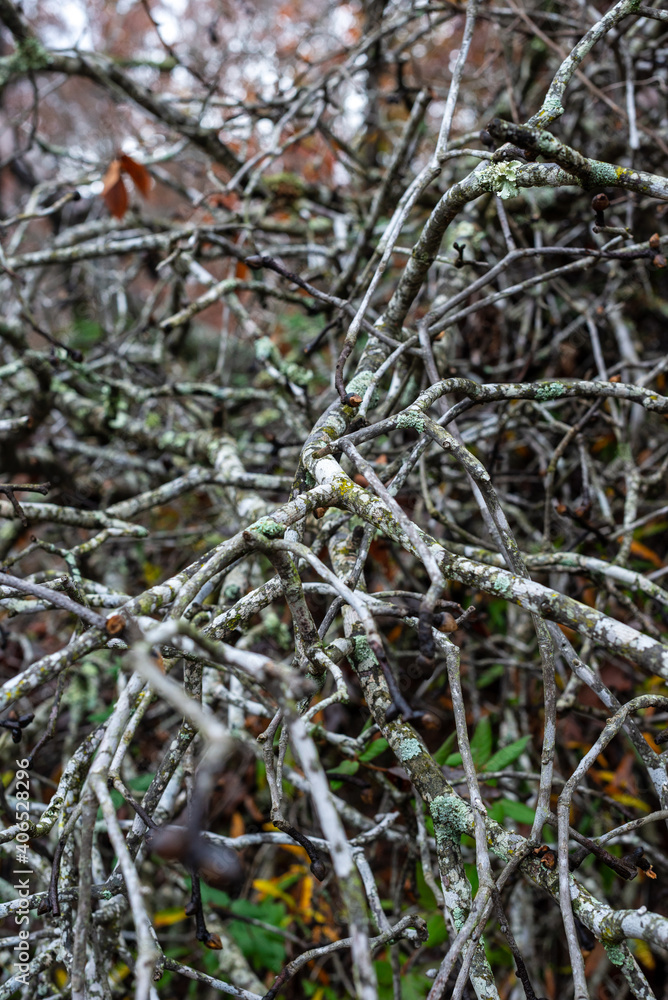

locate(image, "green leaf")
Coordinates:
486 599 507 632
194 882 231 909
128 772 154 793
432 731 457 766
327 760 359 776
498 799 536 824
465 861 479 896
469 717 492 767
226 898 288 972
88 705 115 724
303 981 340 1000
414 861 437 909
488 801 505 823
375 958 434 1000
476 663 505 688
483 735 530 772
426 912 449 948
70 317 105 349
359 737 389 762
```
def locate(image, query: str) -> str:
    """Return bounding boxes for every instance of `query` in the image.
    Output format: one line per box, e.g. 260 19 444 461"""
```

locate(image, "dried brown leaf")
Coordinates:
102 160 129 219
119 153 152 197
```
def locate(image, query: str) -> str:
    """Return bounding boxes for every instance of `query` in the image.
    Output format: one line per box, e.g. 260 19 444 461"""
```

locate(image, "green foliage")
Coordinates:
469 717 493 766
432 731 457 765
128 773 154 793
69 317 104 349
359 737 389 761
425 910 449 949
486 599 507 633
226 898 288 971
88 704 115 724
476 663 505 688
465 859 479 896
198 885 289 973
327 759 360 776
488 799 536 825
444 717 493 769
483 735 531 772
328 757 359 790
414 861 438 910
375 957 433 1000
440 725 529 778
302 981 341 1000
484 941 513 970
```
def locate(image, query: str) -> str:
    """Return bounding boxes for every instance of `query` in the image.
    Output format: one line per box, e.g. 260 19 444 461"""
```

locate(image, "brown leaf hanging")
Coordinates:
119 153 152 196
101 153 152 218
101 160 128 219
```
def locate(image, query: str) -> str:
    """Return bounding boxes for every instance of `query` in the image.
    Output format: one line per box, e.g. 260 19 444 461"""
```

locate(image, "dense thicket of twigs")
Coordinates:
1 1 668 999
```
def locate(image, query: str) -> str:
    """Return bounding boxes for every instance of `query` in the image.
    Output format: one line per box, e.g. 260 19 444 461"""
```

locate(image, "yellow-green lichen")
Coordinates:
536 95 564 121
643 395 662 411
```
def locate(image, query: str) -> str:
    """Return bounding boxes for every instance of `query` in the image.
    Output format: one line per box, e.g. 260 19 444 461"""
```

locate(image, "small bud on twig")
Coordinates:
591 192 609 228
591 193 610 213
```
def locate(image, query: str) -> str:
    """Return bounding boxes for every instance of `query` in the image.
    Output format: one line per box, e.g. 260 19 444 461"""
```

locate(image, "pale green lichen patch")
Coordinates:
253 517 285 538
262 611 292 649
491 574 514 599
281 360 313 386
603 943 625 967
483 160 524 200
255 336 312 385
352 635 378 672
397 738 424 762
307 216 332 234
535 381 565 401
443 219 482 254
431 793 474 838
255 336 274 362
396 410 425 433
